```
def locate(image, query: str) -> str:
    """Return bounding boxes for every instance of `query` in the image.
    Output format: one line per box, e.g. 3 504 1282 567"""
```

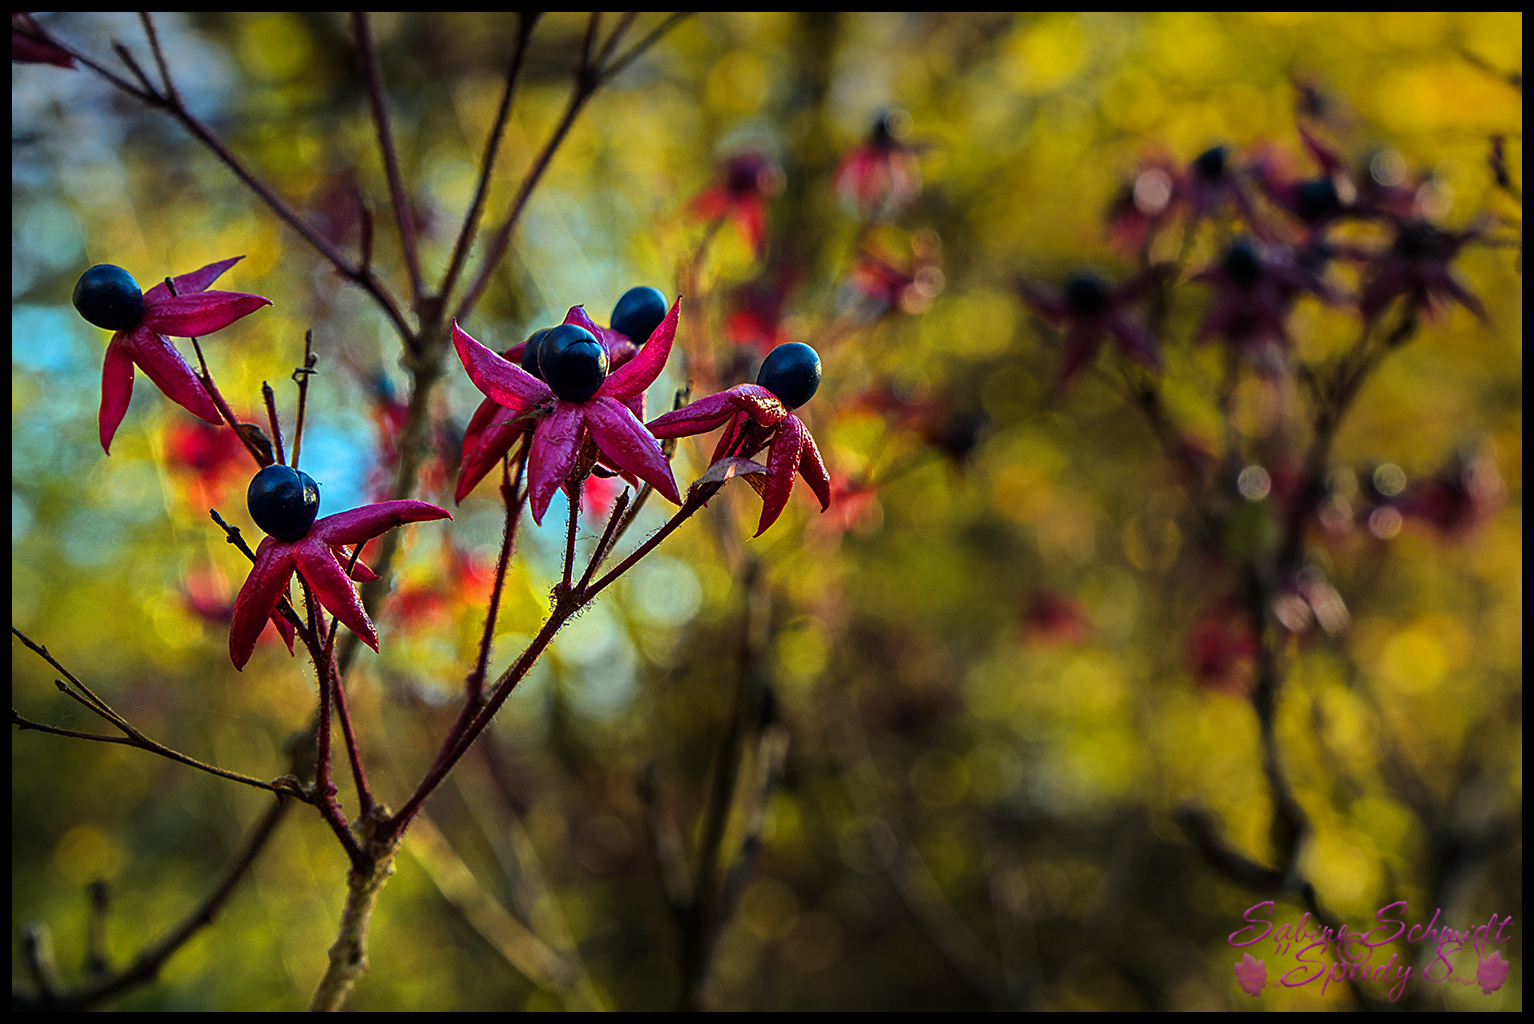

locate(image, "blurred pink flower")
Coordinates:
1360 220 1486 324
689 152 784 257
1021 267 1163 392
833 110 922 221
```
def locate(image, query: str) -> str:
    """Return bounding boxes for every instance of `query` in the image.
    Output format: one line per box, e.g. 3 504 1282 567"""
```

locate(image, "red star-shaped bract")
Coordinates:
648 384 831 537
96 257 271 454
833 134 921 221
229 499 450 669
454 312 647 504
453 303 683 524
1360 220 1486 324
1177 146 1270 241
12 13 75 67
689 153 782 258
1192 244 1333 350
1020 270 1162 393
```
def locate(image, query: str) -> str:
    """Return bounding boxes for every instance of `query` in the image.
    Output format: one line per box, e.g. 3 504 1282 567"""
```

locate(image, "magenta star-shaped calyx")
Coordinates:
74 257 271 454
1193 240 1335 350
229 500 450 669
452 302 683 523
647 383 831 537
1020 268 1163 392
454 309 652 504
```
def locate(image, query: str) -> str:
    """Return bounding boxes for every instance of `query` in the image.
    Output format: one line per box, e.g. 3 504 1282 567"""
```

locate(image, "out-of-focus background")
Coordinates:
12 12 1521 1011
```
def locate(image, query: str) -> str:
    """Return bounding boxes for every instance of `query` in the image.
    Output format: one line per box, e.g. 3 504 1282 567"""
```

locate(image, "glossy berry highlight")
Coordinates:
73 264 146 331
610 286 668 346
757 342 822 409
247 464 320 542
539 324 608 403
520 327 553 380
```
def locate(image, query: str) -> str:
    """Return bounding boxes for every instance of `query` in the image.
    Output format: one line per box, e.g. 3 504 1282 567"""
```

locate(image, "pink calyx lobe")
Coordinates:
647 383 829 536
450 300 683 524
94 256 272 454
228 499 450 669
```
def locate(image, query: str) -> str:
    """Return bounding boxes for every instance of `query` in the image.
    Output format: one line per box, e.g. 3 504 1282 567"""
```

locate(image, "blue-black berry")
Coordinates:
539 324 608 403
757 342 821 409
1224 241 1261 285
609 287 668 346
1065 272 1111 316
1295 178 1340 222
1194 145 1228 180
248 464 320 542
73 264 145 332
520 327 553 380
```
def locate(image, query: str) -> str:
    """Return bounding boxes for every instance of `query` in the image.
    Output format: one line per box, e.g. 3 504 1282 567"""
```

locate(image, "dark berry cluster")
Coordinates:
610 286 668 346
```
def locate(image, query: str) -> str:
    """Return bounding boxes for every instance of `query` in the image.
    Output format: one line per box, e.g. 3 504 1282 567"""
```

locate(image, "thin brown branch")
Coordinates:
437 13 537 308
291 331 318 470
595 11 639 68
601 12 691 84
327 637 373 817
576 488 631 593
578 11 602 71
63 28 414 340
12 630 298 796
452 84 594 324
13 23 155 99
262 381 287 466
111 40 159 98
584 482 719 602
353 12 424 308
300 581 367 869
136 12 180 106
452 12 689 323
62 796 295 1010
468 440 531 705
561 482 581 595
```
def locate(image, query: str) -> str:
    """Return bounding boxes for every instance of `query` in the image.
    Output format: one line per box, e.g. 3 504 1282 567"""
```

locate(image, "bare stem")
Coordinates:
262 381 287 466
31 796 297 1011
576 488 632 593
11 628 295 796
310 808 398 1011
387 485 720 841
300 582 366 868
89 23 415 340
437 13 537 307
136 11 180 106
468 440 530 705
291 331 317 470
452 12 689 324
353 12 424 308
